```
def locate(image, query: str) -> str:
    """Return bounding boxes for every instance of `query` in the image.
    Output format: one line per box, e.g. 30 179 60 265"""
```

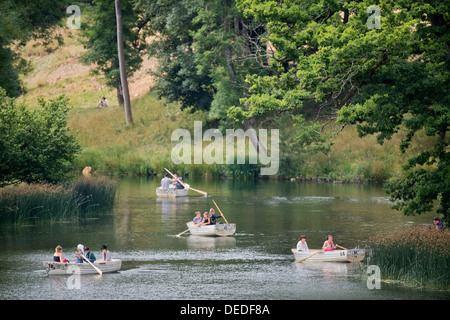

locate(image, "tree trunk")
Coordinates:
115 0 133 124
116 84 124 106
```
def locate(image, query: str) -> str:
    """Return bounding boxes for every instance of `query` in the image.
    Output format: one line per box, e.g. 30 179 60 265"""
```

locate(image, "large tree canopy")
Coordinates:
234 0 449 223
0 0 71 97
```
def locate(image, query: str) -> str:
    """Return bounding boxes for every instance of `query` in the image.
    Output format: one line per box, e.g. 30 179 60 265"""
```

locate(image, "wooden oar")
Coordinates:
336 245 347 250
297 250 321 263
81 254 102 275
212 199 229 224
175 224 203 237
164 168 207 196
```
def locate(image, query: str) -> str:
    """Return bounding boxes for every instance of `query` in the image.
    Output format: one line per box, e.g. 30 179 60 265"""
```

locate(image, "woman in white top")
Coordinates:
296 235 309 252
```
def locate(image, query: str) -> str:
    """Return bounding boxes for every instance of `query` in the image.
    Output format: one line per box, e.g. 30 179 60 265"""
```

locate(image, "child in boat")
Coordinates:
209 208 222 225
322 235 337 251
296 235 310 252
193 211 203 226
202 212 211 226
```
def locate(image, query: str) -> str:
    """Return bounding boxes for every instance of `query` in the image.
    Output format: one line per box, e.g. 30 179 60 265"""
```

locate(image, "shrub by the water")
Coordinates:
0 177 117 224
368 227 450 289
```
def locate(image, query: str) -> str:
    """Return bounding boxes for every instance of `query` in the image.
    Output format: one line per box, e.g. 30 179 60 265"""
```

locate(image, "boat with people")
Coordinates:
291 248 365 263
43 259 122 275
185 221 236 237
156 184 190 198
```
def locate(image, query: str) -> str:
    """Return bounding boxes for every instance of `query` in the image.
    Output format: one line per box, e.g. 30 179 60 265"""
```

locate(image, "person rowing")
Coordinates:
208 208 222 225
322 235 337 252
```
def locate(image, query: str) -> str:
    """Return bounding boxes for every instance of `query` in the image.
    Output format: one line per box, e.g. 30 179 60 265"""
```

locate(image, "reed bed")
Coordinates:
368 227 450 289
0 177 117 224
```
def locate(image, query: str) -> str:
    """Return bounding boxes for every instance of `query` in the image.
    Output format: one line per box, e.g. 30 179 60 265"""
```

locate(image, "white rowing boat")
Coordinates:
156 184 190 198
186 221 236 237
291 248 365 263
43 259 122 275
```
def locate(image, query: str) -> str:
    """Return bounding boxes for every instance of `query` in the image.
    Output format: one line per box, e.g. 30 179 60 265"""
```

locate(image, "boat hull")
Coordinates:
156 184 189 198
292 249 365 263
186 221 236 237
43 259 122 275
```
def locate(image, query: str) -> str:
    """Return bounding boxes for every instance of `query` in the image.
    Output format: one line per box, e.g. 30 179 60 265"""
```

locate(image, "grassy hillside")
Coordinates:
17 28 433 182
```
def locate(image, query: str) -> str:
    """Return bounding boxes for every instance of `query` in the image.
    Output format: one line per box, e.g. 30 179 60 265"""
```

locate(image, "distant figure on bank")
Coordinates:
82 166 92 177
97 96 108 109
433 217 444 231
161 173 172 189
296 235 310 252
101 245 111 262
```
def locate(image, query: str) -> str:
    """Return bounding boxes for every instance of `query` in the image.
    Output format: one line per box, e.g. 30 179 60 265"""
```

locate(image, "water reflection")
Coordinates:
0 177 446 300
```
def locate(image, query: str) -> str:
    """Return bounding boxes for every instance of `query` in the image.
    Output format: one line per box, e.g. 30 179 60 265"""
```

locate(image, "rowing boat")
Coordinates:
156 184 190 198
186 221 236 237
43 259 122 275
291 248 365 263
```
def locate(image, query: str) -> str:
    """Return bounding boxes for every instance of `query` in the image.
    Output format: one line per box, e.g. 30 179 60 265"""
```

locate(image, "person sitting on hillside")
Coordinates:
97 96 108 109
433 217 444 231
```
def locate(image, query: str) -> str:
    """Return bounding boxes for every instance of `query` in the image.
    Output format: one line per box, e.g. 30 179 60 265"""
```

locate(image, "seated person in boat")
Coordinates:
172 174 185 189
101 245 111 262
84 246 96 263
201 212 211 226
322 235 337 252
75 244 85 263
53 245 67 263
209 208 222 225
193 211 203 226
296 235 310 252
161 173 172 189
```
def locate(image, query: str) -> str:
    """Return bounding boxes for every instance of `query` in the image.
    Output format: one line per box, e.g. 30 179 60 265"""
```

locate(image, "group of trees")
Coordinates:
0 0 448 224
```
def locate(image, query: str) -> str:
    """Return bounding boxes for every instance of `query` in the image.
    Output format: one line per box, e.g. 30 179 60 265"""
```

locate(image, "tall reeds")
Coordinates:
0 176 117 224
368 227 449 289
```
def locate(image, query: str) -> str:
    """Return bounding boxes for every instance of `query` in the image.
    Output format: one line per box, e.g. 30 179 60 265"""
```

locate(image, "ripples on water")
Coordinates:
0 178 447 301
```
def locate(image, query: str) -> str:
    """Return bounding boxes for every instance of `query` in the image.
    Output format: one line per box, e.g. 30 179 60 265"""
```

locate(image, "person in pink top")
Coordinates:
322 235 337 252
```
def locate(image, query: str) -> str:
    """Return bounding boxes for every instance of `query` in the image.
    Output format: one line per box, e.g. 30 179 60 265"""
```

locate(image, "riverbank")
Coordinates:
17 27 433 183
367 226 450 290
68 91 432 183
0 176 117 224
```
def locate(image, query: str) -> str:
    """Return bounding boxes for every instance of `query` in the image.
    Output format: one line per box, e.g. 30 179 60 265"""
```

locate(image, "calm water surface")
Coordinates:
0 177 448 300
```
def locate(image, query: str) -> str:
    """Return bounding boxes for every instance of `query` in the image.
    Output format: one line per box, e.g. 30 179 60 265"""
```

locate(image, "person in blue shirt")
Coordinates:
433 217 444 230
84 246 96 263
75 244 84 263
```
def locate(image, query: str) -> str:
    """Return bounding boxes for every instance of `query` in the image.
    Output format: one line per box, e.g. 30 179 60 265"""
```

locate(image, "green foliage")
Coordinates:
0 177 117 224
368 227 450 289
0 89 81 184
235 0 449 222
80 0 146 96
0 0 70 97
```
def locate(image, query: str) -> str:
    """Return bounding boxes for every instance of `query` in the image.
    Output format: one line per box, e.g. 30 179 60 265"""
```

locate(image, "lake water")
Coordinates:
0 177 448 303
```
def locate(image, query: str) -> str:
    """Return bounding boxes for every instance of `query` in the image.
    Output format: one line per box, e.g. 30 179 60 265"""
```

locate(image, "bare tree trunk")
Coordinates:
115 0 133 124
116 84 124 106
